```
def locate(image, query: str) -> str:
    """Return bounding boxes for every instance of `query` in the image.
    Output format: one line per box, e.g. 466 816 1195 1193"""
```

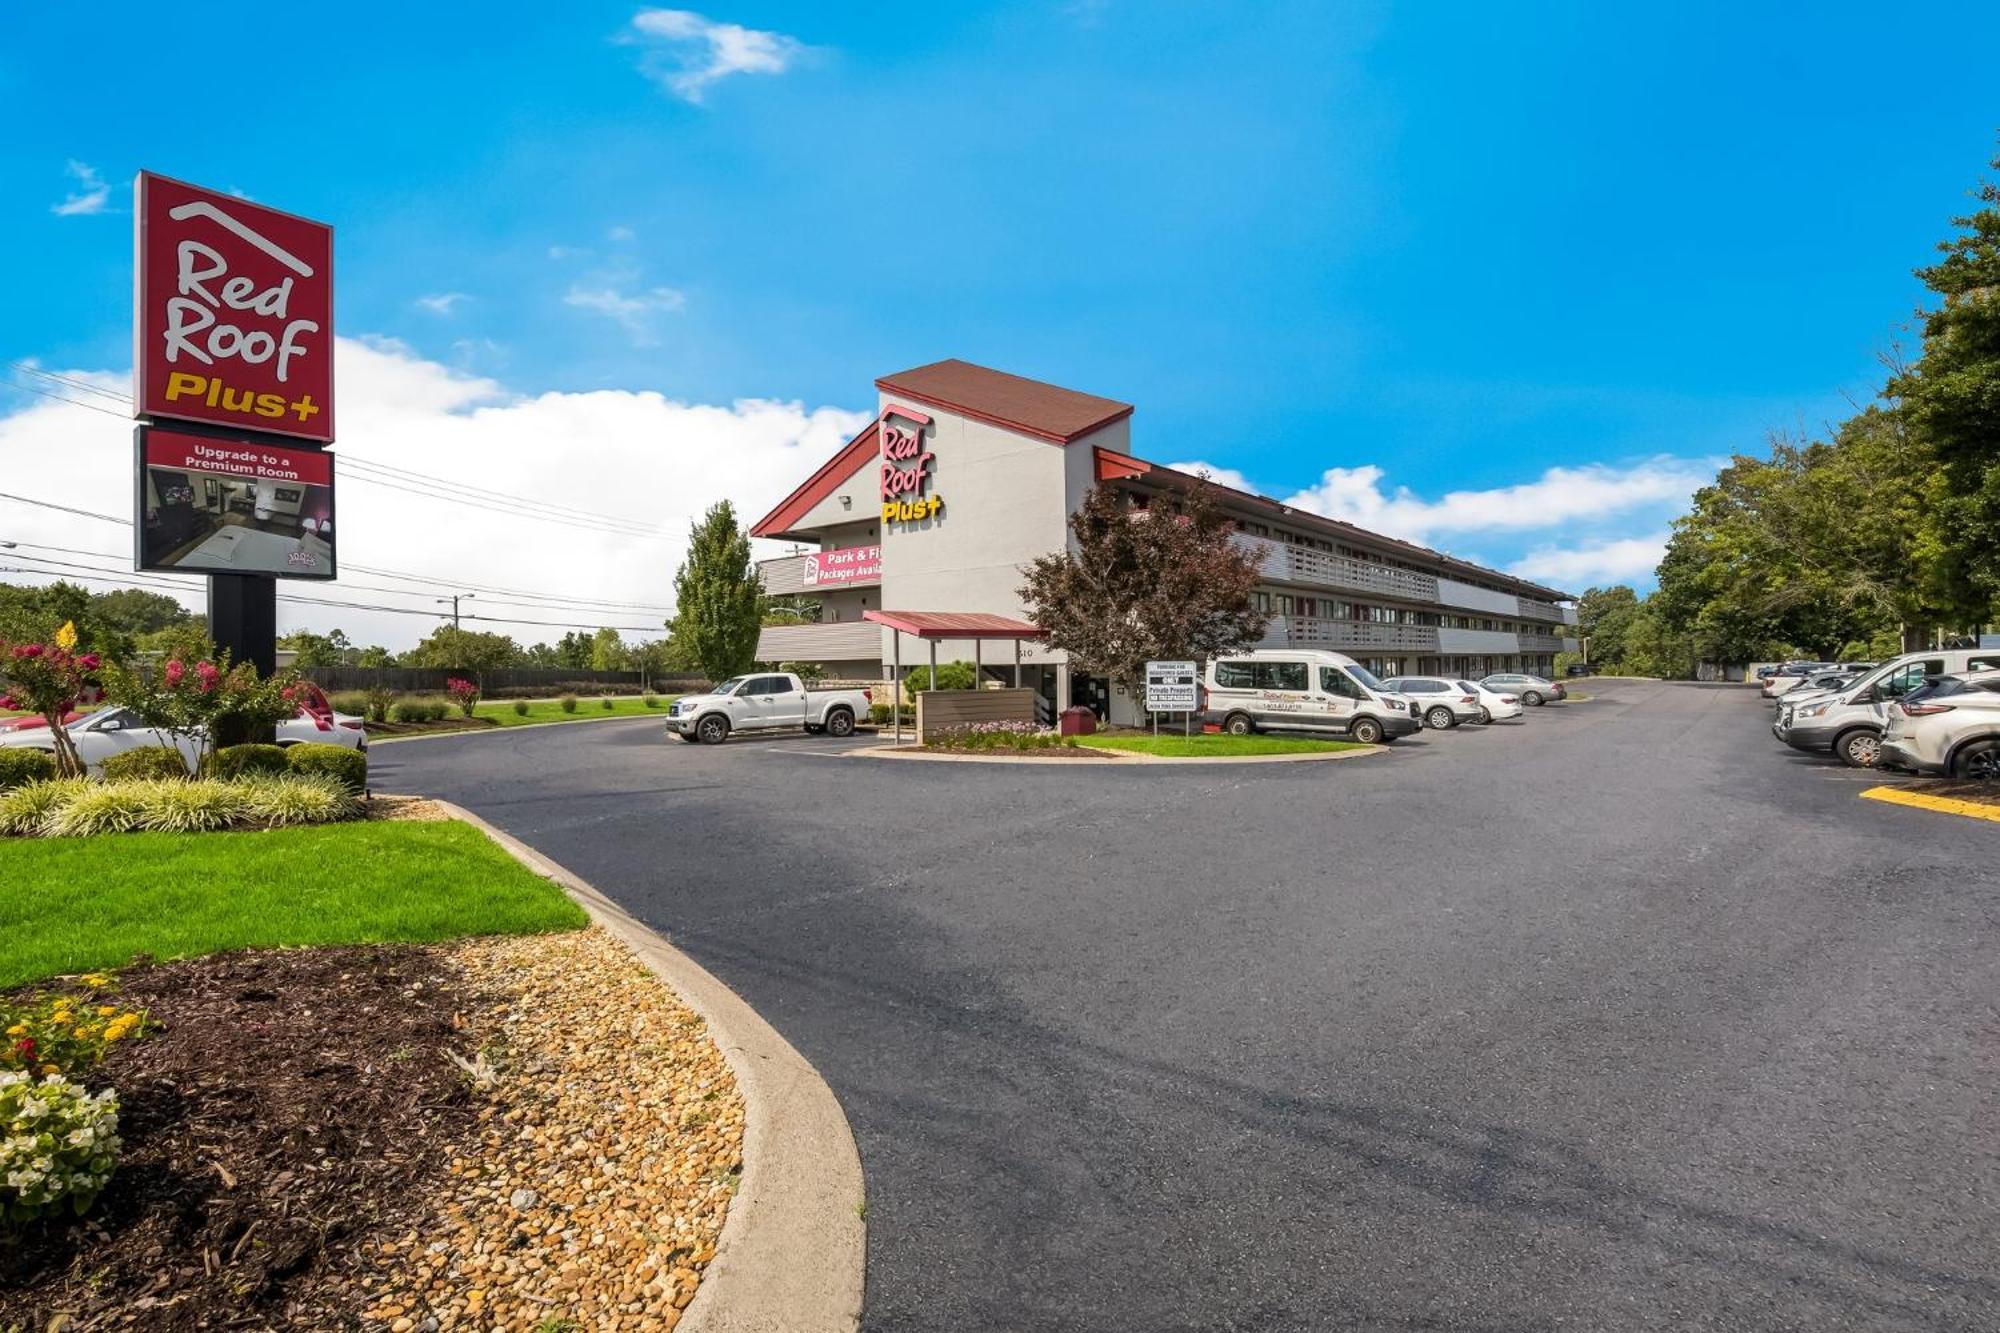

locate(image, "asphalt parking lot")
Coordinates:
376 680 2000 1333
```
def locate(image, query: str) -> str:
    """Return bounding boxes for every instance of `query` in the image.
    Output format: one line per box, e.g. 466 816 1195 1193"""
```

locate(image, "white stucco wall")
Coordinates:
875 397 1126 667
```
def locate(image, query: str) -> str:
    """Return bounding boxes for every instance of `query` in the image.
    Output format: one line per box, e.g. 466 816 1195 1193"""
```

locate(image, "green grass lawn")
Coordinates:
471 696 675 726
1076 733 1367 758
0 819 586 988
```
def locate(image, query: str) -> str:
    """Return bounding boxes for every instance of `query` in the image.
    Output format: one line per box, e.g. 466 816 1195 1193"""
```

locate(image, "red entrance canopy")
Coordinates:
863 610 1045 639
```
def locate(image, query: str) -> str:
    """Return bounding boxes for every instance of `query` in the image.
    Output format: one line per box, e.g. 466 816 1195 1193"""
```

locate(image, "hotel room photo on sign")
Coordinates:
137 428 336 578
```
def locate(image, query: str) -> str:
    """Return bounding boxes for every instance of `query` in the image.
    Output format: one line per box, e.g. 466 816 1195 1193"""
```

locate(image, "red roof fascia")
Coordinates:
750 420 880 539
863 610 1046 639
1094 448 1151 482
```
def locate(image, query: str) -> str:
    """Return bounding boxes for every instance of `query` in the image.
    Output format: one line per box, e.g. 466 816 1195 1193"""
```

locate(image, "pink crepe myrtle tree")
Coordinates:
0 622 103 778
445 676 481 718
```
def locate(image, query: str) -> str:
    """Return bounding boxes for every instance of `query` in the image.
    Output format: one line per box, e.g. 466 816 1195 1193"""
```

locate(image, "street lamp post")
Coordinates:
436 593 476 629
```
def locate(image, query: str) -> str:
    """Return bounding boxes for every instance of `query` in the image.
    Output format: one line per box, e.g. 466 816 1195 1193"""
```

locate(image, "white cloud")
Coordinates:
1277 458 1713 542
548 245 581 261
1506 533 1670 588
564 283 687 345
51 160 110 217
1163 460 1259 496
627 8 804 103
1171 455 1711 545
415 292 470 316
0 339 871 651
608 224 637 242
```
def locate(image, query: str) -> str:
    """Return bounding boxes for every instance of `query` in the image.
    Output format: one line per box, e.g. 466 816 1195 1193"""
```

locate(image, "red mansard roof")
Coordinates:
750 419 880 539
875 359 1133 445
864 610 1045 639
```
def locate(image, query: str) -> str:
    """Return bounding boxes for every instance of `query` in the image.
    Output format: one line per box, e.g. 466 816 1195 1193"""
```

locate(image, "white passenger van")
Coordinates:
1202 649 1420 744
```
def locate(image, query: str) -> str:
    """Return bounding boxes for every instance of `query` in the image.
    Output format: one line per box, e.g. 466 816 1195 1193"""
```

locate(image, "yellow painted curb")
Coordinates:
1859 785 2000 824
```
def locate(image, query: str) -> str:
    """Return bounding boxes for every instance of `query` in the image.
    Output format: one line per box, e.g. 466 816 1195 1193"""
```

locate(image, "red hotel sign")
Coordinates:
141 427 334 487
134 172 334 443
801 545 881 587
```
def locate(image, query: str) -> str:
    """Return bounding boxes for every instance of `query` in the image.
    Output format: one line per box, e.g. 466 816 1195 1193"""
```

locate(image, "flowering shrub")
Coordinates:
1 982 148 1080
0 1071 121 1227
0 622 104 778
104 644 304 762
925 722 1078 752
445 676 481 717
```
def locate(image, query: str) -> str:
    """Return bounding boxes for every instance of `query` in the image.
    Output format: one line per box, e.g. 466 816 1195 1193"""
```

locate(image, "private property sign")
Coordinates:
802 545 881 587
134 172 334 443
1145 661 1199 712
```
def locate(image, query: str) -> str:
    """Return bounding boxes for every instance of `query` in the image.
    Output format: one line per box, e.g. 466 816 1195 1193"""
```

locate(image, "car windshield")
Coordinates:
1347 666 1388 693
1456 681 1479 693
712 677 748 695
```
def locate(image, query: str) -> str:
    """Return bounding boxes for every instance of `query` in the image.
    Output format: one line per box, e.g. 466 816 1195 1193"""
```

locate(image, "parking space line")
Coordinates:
1860 785 2000 824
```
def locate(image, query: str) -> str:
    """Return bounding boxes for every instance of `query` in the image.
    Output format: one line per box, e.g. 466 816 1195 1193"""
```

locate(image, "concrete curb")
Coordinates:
368 713 665 745
1860 784 2000 824
851 742 1391 766
433 801 867 1333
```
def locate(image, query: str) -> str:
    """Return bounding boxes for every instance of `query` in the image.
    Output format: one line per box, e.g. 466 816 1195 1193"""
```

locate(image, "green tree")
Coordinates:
405 626 519 680
553 630 593 671
279 627 356 667
1574 586 1642 668
1888 149 2000 618
588 627 629 671
1018 483 1268 691
90 588 193 638
671 501 763 682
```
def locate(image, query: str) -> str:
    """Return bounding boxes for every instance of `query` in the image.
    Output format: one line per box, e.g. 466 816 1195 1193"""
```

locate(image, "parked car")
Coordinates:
1382 676 1484 729
1878 667 2000 778
1564 663 1596 678
1773 649 2000 767
1779 667 1870 712
1761 662 1842 700
1202 649 1419 743
1459 679 1524 724
664 672 868 744
1480 673 1565 706
0 687 366 774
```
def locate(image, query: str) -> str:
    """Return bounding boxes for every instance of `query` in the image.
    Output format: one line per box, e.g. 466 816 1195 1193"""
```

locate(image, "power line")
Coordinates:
0 492 677 612
5 362 130 403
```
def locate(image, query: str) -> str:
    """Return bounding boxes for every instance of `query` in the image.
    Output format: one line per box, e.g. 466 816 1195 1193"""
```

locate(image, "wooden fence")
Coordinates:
298 666 710 697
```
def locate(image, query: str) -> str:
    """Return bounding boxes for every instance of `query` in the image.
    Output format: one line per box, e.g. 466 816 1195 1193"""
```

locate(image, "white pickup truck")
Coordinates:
665 671 870 744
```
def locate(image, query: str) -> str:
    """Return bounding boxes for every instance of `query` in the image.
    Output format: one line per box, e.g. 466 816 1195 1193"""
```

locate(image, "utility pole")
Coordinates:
436 592 476 629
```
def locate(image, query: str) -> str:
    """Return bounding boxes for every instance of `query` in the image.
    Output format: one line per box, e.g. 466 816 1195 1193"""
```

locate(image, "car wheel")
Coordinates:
1424 706 1456 730
1349 716 1383 744
1953 738 2000 781
1224 712 1255 736
1836 728 1882 769
825 708 855 738
1477 707 1492 725
1523 691 1544 706
696 715 730 745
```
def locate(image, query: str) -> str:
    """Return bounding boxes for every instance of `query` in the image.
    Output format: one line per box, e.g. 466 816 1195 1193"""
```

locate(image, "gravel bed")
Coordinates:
343 929 744 1332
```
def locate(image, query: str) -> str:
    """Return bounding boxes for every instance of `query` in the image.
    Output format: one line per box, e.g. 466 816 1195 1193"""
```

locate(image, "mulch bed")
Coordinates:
1907 777 2000 807
0 946 480 1330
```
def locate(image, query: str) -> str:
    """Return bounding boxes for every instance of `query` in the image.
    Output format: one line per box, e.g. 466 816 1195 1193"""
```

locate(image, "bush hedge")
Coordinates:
285 742 368 793
0 773 359 838
0 749 56 791
512 699 530 716
99 747 191 782
558 694 578 713
925 723 1076 752
391 697 450 724
206 743 288 780
329 691 372 718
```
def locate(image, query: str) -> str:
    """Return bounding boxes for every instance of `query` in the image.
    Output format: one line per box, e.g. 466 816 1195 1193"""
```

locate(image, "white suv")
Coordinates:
1878 667 2000 779
1382 676 1483 730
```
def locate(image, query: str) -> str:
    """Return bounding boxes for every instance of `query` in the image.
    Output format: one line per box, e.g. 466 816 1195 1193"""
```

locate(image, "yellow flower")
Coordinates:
39 1064 58 1077
4 1024 23 1038
54 621 77 652
80 974 109 989
97 1006 117 1017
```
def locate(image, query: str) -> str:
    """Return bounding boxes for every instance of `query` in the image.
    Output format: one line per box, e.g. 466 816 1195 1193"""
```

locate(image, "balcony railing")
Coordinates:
1516 597 1566 623
754 620 882 662
1258 616 1439 654
1234 533 1440 604
1518 632 1564 653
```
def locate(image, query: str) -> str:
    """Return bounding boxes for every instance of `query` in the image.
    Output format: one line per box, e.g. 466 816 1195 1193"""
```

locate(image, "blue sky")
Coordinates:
3 2 1997 635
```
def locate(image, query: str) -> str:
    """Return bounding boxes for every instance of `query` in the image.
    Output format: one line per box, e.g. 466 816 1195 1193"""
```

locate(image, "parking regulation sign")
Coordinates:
1145 661 1199 712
